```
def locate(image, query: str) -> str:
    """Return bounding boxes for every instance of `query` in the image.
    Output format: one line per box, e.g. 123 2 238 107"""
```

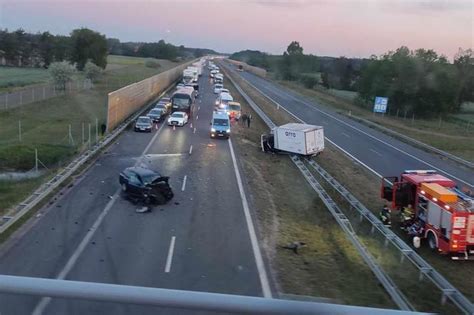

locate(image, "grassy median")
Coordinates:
223 65 470 313
221 68 395 308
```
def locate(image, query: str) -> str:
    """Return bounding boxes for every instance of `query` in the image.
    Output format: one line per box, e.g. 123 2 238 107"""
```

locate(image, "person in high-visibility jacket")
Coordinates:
401 204 415 230
380 205 391 227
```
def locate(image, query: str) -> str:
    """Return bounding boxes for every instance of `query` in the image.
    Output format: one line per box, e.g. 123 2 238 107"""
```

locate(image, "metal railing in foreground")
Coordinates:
0 275 428 315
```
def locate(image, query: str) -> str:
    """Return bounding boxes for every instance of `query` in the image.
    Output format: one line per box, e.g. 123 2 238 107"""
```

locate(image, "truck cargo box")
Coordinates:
262 123 324 155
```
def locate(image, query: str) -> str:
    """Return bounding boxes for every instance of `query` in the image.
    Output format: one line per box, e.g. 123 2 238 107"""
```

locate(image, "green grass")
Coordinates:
0 175 51 212
0 67 50 92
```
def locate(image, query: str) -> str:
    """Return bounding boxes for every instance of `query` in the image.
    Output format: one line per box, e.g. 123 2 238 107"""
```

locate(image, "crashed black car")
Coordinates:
119 167 174 204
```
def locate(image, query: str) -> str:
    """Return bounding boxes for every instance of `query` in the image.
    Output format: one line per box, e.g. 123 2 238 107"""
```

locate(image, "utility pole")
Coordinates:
35 148 38 172
95 118 99 142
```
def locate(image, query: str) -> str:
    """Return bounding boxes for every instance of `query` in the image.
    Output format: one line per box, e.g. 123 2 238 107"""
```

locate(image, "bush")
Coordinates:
49 61 75 90
145 59 161 69
299 75 319 89
84 61 102 82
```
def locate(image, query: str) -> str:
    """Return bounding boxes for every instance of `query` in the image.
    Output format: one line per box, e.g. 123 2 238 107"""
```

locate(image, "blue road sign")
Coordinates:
373 97 388 113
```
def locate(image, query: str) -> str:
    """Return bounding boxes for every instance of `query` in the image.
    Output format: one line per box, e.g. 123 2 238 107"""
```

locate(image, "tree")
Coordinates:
38 31 54 67
69 28 107 70
286 41 303 56
49 61 75 90
83 60 102 82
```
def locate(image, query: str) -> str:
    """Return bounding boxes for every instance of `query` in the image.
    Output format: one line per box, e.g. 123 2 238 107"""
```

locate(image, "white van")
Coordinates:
215 92 233 112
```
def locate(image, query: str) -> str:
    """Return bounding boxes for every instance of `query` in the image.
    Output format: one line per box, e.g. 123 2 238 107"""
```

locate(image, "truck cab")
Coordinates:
381 170 474 259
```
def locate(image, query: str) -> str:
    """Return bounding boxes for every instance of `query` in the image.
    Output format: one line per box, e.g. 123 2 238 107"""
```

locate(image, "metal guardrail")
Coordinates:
223 62 474 315
0 83 176 235
223 63 415 312
291 156 415 311
0 275 429 315
305 159 474 315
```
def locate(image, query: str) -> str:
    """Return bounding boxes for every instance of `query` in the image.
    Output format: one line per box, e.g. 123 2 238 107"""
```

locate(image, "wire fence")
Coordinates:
0 79 93 110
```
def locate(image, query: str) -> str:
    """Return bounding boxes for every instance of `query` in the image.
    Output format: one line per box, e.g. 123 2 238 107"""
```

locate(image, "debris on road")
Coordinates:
282 241 307 254
136 206 151 213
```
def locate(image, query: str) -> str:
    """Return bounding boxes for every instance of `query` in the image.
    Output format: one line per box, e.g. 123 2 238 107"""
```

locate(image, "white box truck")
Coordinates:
183 69 194 84
261 123 324 155
192 62 202 76
187 66 199 82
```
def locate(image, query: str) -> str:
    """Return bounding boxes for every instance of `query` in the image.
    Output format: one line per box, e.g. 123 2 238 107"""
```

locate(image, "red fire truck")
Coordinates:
381 170 474 260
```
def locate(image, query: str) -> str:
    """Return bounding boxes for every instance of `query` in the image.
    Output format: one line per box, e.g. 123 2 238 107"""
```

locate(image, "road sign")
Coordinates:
373 97 388 113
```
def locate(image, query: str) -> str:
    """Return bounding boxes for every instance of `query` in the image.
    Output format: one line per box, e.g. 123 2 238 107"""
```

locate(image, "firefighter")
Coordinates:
400 204 415 230
379 205 391 227
408 219 424 238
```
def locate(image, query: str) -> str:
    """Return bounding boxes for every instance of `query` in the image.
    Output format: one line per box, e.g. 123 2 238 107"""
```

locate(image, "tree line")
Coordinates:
0 28 218 71
0 28 107 70
230 43 474 117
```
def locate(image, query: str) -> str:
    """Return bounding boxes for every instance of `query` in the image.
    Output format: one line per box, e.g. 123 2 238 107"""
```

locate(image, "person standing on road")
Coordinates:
241 113 248 126
247 113 252 128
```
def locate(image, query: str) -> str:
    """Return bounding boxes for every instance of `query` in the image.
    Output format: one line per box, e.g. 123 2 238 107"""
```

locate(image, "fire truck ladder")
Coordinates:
226 67 415 311
224 62 474 315
305 158 474 315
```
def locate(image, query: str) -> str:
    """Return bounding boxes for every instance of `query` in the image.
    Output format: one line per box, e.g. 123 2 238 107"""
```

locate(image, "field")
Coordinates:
0 67 50 92
224 66 471 313
278 80 474 161
0 55 183 214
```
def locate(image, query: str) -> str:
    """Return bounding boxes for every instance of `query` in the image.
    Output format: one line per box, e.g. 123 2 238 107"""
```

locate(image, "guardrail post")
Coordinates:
35 149 38 172
18 120 22 142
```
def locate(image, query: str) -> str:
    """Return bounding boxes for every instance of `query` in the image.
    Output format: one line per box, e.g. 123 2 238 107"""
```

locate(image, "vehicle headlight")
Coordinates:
211 128 216 132
226 129 231 133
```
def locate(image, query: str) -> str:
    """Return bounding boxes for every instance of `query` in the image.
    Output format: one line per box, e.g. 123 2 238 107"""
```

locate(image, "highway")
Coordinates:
223 63 474 190
0 68 268 314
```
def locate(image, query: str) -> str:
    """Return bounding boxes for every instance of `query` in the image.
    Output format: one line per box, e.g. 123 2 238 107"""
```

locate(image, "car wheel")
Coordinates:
427 232 437 251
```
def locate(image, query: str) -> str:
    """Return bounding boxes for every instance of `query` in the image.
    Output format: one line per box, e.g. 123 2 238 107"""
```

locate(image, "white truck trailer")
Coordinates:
186 66 199 82
261 123 324 155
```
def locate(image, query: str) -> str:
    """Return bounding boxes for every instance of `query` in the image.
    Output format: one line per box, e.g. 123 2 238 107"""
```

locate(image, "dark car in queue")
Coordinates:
134 116 153 132
119 167 174 205
147 108 164 122
155 102 170 115
156 98 172 113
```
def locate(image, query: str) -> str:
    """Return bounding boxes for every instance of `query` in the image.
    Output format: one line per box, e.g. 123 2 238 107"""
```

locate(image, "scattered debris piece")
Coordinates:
136 206 151 213
282 241 307 254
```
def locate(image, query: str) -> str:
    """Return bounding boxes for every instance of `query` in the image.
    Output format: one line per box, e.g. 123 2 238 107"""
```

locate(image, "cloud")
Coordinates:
377 0 472 13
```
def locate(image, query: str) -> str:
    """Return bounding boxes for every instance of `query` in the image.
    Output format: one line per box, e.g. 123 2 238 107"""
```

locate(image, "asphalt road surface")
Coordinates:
222 63 474 190
0 68 266 314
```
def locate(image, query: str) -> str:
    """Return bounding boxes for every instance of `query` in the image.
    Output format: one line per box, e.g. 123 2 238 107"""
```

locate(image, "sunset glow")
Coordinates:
1 0 472 58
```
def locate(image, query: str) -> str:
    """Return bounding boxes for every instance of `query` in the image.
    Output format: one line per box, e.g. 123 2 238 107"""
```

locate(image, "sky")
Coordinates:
0 0 472 59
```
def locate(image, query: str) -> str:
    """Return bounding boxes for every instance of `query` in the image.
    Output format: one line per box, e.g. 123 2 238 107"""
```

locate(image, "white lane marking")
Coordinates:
198 106 201 110
370 148 383 157
32 121 167 315
228 138 272 298
181 175 187 191
145 153 184 158
196 115 199 120
164 236 176 273
189 145 193 155
342 132 350 138
239 75 473 188
193 127 196 134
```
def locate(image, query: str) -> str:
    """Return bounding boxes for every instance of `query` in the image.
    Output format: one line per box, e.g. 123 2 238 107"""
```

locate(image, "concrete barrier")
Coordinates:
226 59 267 78
106 60 195 131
